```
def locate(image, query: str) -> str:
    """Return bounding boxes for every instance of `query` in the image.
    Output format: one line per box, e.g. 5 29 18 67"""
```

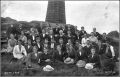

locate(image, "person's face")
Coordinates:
51 39 54 42
33 47 37 53
76 41 79 45
57 46 61 51
10 34 14 39
19 25 22 28
42 30 45 33
36 38 40 42
67 31 70 34
28 40 31 45
91 33 94 36
103 33 106 37
91 49 95 54
18 41 22 46
21 31 24 35
50 30 53 34
59 39 63 44
93 28 96 32
45 39 48 43
79 46 82 50
87 40 90 45
68 40 71 44
59 30 63 34
68 27 70 30
44 48 48 53
81 27 84 31
11 25 13 27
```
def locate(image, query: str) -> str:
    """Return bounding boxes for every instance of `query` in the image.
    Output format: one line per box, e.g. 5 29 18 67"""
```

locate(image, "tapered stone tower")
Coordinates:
45 0 66 24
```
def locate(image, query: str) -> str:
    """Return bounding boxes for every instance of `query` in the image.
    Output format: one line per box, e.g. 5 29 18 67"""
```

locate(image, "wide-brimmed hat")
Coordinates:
64 57 74 64
43 65 54 71
85 63 93 70
76 60 86 67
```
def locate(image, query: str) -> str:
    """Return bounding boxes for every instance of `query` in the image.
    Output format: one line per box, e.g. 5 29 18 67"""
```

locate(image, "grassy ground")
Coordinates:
1 52 119 76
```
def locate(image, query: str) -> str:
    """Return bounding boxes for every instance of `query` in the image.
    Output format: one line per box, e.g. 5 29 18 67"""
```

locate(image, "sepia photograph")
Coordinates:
0 0 119 76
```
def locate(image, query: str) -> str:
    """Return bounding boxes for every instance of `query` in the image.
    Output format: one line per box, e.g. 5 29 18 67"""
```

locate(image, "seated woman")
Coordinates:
7 34 17 53
24 39 33 54
19 31 27 45
89 32 98 44
81 33 89 47
27 46 41 68
53 45 65 63
64 39 76 64
13 40 27 64
75 45 88 63
87 47 100 68
100 41 116 73
39 45 53 66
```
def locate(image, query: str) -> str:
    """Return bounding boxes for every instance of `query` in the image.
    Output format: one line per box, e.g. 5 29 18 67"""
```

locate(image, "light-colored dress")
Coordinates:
13 45 27 59
7 39 17 52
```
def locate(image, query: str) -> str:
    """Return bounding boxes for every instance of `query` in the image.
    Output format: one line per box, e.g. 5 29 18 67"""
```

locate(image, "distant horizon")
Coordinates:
1 1 119 34
1 16 119 34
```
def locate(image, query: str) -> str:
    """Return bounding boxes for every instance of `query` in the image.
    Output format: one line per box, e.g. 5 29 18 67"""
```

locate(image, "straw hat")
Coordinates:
43 65 54 71
64 57 74 64
76 60 86 67
85 63 93 70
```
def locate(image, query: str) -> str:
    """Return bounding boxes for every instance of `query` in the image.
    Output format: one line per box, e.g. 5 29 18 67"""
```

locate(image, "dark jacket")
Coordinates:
24 44 33 54
87 53 100 67
75 49 88 62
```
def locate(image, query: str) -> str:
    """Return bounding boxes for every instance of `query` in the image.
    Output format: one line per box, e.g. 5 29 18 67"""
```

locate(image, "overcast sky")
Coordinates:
1 1 119 34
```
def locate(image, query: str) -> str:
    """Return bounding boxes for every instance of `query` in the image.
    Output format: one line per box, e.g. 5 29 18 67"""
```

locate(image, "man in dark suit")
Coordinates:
101 33 110 43
87 47 100 68
35 36 43 53
24 39 33 54
83 40 92 56
27 32 37 46
53 45 66 63
40 29 49 42
58 38 66 53
75 45 88 62
39 46 53 66
53 26 60 35
79 26 87 43
73 31 81 44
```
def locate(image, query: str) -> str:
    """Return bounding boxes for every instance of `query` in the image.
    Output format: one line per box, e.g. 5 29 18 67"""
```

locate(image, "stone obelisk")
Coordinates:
45 0 66 24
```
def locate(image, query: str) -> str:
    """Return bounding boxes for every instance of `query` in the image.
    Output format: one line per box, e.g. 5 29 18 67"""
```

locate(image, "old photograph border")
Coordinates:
0 0 119 77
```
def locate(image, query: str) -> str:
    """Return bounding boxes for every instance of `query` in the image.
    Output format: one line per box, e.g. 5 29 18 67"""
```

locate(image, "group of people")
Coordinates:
3 24 117 73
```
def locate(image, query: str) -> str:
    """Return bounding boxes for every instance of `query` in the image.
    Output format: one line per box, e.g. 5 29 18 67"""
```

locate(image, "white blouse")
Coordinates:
13 45 27 59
